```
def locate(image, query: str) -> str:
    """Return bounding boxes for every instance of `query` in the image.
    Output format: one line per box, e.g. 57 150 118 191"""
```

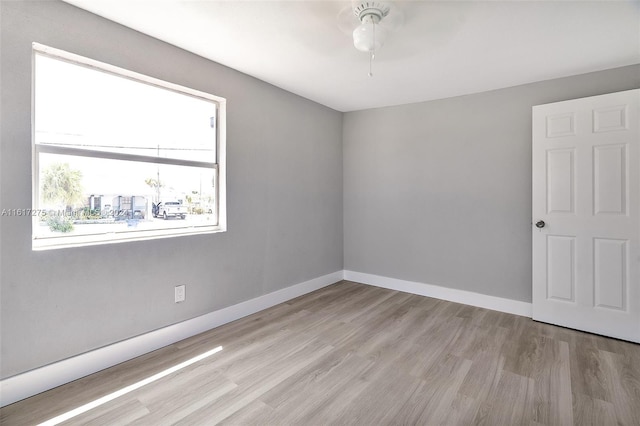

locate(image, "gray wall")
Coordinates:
0 1 343 378
344 65 640 303
2 0 638 383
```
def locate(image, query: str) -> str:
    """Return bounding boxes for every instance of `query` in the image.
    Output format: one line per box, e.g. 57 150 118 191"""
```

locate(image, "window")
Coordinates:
32 43 226 250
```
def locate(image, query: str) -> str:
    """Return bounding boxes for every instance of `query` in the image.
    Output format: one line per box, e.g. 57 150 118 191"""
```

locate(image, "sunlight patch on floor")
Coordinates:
38 346 223 426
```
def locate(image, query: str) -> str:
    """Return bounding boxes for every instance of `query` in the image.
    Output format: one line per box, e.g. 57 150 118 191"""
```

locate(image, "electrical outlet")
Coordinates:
175 285 186 303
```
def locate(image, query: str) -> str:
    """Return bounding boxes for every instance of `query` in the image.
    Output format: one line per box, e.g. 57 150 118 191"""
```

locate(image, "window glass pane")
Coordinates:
32 45 225 249
34 54 217 163
35 153 217 240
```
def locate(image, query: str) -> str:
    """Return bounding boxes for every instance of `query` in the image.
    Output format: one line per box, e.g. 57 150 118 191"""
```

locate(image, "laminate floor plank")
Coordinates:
568 333 612 402
392 353 473 425
62 398 150 426
473 370 536 426
598 350 640 425
446 323 509 361
2 280 640 425
458 350 505 399
216 400 274 426
285 281 367 312
259 349 370 409
405 316 467 379
530 337 573 425
572 393 617 426
258 350 375 424
131 370 237 425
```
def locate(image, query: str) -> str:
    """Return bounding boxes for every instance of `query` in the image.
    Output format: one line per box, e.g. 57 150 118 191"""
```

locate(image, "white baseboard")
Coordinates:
344 270 532 318
0 271 343 408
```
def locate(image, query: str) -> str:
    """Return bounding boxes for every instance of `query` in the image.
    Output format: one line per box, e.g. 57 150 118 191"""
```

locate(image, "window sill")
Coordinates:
32 225 225 251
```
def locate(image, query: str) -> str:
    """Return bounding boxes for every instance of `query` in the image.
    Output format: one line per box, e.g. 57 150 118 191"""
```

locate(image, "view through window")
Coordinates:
32 44 226 249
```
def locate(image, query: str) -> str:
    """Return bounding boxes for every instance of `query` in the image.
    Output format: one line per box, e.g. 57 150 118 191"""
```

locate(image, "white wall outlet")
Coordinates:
174 285 186 303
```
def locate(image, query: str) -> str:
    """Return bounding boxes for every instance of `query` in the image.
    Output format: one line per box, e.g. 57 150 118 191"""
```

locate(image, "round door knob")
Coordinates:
535 220 545 229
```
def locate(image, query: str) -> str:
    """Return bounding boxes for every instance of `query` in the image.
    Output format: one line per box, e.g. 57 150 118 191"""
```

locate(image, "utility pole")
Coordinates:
156 144 161 203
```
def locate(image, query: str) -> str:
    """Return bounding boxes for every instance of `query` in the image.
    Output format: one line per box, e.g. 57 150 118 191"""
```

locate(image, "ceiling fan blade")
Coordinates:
337 4 359 35
379 5 404 32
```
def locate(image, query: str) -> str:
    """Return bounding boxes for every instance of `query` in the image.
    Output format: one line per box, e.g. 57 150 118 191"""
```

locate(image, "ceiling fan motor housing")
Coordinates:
352 1 391 52
353 1 391 22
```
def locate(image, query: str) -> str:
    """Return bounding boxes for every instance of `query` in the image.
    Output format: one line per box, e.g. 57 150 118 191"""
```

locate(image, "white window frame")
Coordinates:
32 43 227 250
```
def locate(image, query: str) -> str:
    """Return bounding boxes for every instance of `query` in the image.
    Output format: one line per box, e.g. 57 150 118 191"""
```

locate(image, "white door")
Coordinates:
532 89 640 343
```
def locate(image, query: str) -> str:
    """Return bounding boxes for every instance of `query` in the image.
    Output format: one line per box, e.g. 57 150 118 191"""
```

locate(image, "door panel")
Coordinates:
532 89 639 343
593 105 627 133
593 144 626 215
546 149 575 214
546 235 575 302
593 238 627 311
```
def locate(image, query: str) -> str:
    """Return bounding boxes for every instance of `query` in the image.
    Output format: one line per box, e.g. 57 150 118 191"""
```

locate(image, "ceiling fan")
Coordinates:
338 1 404 76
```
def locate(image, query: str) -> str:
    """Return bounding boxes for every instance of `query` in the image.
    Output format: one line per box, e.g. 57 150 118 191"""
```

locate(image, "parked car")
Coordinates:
153 201 186 220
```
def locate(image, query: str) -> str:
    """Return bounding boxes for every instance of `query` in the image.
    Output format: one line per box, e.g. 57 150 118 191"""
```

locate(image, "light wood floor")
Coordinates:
2 281 639 425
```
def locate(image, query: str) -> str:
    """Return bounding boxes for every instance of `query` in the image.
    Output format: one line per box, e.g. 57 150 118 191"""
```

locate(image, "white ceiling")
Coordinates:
63 0 640 112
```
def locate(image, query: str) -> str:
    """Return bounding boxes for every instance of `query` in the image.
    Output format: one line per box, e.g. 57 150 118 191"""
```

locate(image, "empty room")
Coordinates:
1 0 639 424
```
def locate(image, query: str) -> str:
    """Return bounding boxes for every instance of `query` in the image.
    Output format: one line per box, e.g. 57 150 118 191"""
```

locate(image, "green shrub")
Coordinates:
47 215 74 233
